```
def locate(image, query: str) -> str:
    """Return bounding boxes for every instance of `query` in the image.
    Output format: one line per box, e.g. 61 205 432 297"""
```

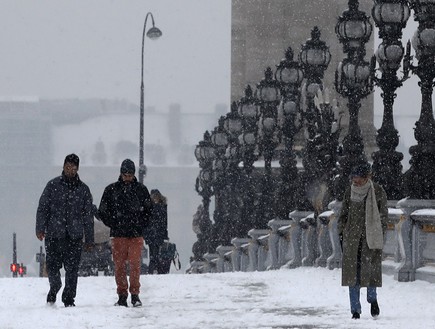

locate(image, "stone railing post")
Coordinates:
395 199 435 281
216 245 234 273
187 260 206 274
381 206 403 276
240 242 250 272
283 210 313 269
301 213 317 266
231 238 251 272
267 219 293 269
315 210 334 267
410 209 435 282
203 253 219 273
326 200 342 270
247 229 270 271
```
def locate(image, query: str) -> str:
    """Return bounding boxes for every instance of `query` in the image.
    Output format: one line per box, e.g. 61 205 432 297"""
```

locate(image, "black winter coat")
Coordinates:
144 203 168 246
98 176 151 238
36 173 94 243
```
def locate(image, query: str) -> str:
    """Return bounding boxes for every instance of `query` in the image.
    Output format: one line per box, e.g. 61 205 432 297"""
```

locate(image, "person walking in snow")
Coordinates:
98 159 151 307
338 162 388 319
36 153 95 307
144 189 169 274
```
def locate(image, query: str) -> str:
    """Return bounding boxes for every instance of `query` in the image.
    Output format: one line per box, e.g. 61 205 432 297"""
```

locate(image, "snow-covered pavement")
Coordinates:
1 267 434 328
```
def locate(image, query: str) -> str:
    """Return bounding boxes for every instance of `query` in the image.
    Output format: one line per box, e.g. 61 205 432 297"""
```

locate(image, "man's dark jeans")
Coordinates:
45 236 83 304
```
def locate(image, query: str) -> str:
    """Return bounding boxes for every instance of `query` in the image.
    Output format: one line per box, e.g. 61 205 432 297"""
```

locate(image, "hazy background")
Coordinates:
0 0 428 275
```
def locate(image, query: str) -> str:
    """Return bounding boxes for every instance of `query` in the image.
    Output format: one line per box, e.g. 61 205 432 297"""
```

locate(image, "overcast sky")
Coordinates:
0 0 231 113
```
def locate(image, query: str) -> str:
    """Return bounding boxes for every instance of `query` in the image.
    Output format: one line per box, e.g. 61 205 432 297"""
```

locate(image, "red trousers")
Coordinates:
111 237 144 296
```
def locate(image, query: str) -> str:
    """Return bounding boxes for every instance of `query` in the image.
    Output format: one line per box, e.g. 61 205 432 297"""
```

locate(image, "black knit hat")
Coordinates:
350 162 371 178
120 159 135 174
64 154 80 168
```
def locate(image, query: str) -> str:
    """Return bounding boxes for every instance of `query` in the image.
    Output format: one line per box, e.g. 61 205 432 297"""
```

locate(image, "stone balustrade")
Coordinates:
192 200 435 283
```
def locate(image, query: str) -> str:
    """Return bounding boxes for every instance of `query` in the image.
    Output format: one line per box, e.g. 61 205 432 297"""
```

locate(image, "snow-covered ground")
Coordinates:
1 267 434 329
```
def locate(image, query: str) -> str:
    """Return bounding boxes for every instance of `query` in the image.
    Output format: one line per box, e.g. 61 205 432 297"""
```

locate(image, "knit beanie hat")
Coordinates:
120 159 135 174
64 154 80 168
350 162 371 178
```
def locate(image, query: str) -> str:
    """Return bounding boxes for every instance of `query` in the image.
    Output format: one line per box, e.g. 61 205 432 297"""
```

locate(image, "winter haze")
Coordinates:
0 0 427 276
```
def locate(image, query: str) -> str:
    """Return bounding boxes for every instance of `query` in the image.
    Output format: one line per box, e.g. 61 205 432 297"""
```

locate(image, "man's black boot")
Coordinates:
115 294 128 307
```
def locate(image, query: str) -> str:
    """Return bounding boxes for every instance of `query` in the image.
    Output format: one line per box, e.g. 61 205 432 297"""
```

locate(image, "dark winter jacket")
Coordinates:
144 203 168 246
98 176 151 238
338 181 388 287
36 173 94 243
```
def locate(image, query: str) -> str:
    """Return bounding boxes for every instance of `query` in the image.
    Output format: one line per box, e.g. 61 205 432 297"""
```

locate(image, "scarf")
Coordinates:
351 179 384 250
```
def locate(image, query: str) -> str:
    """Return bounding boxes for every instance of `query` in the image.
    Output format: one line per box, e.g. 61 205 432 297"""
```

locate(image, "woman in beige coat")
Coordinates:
338 162 388 319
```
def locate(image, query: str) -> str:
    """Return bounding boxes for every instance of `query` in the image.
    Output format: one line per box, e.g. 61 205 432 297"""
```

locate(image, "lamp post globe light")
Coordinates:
403 1 435 198
334 0 373 200
139 12 162 184
371 0 411 200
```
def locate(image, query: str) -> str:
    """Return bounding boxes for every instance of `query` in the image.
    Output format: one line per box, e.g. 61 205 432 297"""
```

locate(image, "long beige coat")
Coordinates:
338 182 388 287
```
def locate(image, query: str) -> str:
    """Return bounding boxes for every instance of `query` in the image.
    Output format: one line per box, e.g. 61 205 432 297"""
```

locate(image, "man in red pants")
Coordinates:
98 159 151 307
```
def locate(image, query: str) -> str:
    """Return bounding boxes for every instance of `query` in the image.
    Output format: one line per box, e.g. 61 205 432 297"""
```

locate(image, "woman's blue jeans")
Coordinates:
349 285 377 314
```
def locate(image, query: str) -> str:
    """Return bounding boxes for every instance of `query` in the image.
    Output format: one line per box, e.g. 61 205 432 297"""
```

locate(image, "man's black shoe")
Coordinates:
131 294 142 307
371 301 380 317
47 290 57 305
352 312 360 319
64 302 76 307
115 295 128 307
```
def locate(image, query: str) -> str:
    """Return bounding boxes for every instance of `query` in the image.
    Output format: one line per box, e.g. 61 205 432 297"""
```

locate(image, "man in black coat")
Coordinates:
98 159 151 307
36 154 94 307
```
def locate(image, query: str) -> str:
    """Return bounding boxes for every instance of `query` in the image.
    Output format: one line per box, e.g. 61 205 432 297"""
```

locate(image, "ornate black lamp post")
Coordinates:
210 117 230 248
139 12 162 184
401 0 435 199
256 67 281 226
192 131 215 259
222 102 244 238
334 0 373 200
275 47 304 218
298 27 332 212
237 85 262 231
371 0 411 200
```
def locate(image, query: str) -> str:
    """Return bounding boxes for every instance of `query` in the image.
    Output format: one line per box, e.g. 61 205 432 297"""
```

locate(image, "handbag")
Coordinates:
159 241 181 270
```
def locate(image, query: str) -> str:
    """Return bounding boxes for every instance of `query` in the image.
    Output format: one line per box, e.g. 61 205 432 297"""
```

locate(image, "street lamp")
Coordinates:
192 131 215 259
334 0 373 200
237 85 262 232
139 12 162 184
403 1 435 198
275 47 304 218
210 117 230 248
298 27 332 211
256 67 281 226
371 0 411 200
